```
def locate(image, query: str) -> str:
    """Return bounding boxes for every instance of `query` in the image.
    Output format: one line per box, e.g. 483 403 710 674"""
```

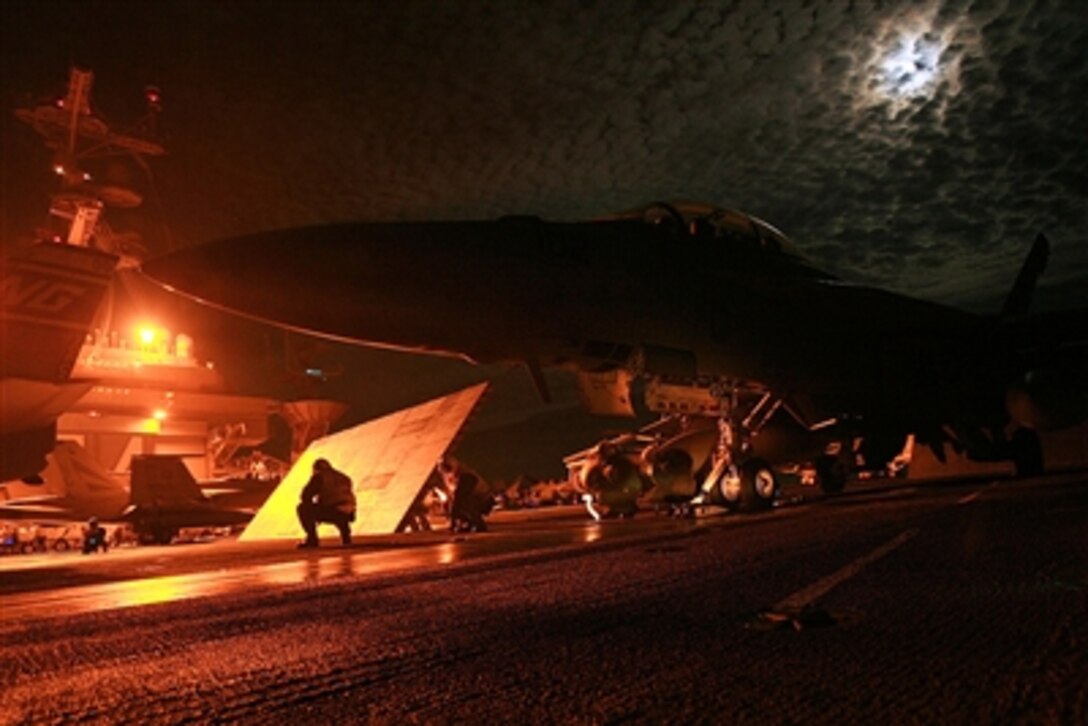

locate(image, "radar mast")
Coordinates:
14 66 166 266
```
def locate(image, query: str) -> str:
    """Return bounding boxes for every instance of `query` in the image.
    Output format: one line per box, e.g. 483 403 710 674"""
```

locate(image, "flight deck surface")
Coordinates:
2 473 1085 724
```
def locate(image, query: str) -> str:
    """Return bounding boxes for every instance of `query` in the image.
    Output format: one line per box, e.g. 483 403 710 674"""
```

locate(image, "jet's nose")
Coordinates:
138 222 511 354
140 225 392 338
140 240 238 306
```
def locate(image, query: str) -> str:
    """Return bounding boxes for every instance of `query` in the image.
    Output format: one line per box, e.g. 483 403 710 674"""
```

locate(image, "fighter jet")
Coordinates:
140 201 1088 509
0 441 129 522
0 443 255 544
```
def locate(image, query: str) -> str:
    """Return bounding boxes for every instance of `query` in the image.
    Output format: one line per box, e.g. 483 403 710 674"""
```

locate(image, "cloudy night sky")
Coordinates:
2 0 1086 476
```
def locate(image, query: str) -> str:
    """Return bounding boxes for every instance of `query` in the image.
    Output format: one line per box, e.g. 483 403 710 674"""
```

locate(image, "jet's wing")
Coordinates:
0 501 78 520
575 370 636 416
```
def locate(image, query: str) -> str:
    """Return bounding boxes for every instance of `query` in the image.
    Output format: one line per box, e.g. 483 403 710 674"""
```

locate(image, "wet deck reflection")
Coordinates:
0 516 682 622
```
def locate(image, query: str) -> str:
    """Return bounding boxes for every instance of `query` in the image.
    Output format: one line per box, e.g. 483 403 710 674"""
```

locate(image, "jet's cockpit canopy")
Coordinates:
595 200 809 263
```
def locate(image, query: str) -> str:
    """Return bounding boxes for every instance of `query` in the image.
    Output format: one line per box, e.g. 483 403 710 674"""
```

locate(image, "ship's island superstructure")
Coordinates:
7 68 343 486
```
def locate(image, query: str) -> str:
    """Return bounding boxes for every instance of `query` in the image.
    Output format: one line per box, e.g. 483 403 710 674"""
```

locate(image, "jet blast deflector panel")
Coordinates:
240 383 489 541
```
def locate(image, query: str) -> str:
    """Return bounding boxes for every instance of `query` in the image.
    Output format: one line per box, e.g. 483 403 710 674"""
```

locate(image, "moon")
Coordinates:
878 33 945 99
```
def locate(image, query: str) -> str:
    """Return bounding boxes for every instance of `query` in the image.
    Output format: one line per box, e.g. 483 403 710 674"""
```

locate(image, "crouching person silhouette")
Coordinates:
297 458 356 548
82 516 109 554
438 456 492 533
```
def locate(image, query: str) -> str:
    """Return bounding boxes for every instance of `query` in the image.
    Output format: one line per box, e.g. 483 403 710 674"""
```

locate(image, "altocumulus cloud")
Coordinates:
2 0 1085 311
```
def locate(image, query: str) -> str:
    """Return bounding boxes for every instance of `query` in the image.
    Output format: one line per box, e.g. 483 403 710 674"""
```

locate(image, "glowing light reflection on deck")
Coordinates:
93 573 226 609
582 525 602 544
319 556 351 579
2 514 631 620
256 559 312 586
3 547 469 620
436 542 457 564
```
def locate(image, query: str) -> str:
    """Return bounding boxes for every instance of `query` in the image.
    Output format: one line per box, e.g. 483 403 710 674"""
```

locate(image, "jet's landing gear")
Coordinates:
702 387 781 512
133 518 178 545
1010 428 1044 478
814 451 850 494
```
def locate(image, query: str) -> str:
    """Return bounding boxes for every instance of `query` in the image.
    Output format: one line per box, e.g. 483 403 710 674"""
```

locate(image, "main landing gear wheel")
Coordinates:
714 466 741 509
738 458 778 512
137 524 178 545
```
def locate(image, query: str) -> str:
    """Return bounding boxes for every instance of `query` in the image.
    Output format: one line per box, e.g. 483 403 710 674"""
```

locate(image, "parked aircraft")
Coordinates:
140 201 1088 510
126 455 255 543
0 441 128 522
0 442 253 544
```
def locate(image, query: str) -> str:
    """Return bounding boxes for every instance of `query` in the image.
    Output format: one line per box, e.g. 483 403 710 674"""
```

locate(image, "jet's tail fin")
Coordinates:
0 441 128 520
53 441 130 514
130 455 208 506
1000 234 1049 318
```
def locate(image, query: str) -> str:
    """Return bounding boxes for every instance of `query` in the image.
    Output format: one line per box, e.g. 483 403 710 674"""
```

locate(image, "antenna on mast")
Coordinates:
14 67 167 265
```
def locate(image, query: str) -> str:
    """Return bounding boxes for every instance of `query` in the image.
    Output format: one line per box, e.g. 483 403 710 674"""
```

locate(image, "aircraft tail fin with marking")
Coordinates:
1000 234 1049 318
130 455 208 506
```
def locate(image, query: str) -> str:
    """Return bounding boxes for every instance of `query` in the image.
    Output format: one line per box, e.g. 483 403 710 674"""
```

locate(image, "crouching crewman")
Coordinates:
438 456 493 533
82 517 109 554
297 458 356 548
